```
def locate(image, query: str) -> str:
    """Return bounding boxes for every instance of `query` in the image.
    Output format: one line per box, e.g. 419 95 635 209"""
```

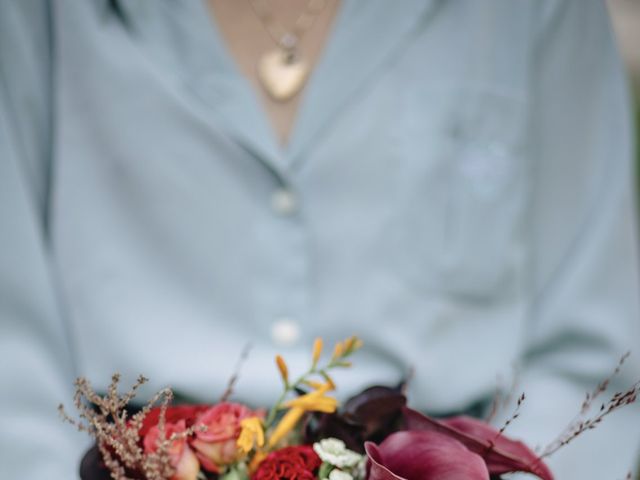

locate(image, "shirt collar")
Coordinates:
96 0 443 173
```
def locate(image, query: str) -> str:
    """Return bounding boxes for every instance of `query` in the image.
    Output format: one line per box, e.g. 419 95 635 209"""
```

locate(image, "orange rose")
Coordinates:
191 402 261 473
143 419 200 480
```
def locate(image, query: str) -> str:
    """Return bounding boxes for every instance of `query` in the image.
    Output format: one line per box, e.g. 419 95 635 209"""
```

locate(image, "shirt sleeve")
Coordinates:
0 1 88 478
501 0 640 477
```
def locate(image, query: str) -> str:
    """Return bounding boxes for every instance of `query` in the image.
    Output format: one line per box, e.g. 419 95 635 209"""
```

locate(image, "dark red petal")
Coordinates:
403 408 554 480
139 404 210 437
343 386 407 431
365 430 490 480
366 442 405 480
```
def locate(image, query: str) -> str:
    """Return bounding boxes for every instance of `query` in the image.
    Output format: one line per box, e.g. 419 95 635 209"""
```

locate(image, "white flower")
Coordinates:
354 456 367 480
329 470 353 480
313 438 363 468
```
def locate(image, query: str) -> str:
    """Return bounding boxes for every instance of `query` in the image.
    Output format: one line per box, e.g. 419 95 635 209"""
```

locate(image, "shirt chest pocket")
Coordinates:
393 88 528 300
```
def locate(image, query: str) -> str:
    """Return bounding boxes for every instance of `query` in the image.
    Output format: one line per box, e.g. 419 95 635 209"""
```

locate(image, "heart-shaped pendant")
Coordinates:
258 49 310 102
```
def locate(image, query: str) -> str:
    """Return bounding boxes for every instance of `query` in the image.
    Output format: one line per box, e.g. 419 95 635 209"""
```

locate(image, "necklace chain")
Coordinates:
248 0 328 52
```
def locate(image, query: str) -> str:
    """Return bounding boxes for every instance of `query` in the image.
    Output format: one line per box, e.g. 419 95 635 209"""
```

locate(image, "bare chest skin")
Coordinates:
206 0 340 147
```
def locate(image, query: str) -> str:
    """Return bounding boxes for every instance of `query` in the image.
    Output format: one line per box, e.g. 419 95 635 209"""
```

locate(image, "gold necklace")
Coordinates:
249 0 328 102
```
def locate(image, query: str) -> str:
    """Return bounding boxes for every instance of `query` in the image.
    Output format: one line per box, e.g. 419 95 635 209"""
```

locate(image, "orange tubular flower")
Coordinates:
268 384 338 448
275 355 289 385
332 341 344 360
312 338 323 366
267 407 306 448
283 388 338 413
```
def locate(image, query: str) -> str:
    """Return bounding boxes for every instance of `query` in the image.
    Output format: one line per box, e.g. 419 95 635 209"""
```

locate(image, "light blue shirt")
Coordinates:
1 1 639 478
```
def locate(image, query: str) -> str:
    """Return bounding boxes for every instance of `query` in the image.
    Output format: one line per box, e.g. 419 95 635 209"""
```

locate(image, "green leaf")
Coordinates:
319 461 334 480
220 463 250 480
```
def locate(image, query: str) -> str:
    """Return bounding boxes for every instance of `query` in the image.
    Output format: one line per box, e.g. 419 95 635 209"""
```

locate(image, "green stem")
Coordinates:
264 368 315 429
263 352 353 431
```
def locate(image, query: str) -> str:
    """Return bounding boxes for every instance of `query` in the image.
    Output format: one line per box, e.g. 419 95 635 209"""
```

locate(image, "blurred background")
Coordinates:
606 2 638 475
608 0 640 169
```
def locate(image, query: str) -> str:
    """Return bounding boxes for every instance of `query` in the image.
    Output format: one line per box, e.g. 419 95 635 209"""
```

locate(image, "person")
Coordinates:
1 0 639 478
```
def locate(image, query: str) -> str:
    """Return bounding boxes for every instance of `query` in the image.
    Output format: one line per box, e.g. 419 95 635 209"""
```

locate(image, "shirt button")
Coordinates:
270 317 301 347
271 188 297 215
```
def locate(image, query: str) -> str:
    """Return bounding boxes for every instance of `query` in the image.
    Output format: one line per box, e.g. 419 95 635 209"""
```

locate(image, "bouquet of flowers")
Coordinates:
60 337 638 480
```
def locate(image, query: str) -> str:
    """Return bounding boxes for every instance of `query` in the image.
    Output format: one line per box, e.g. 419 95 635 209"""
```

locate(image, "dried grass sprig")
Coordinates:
496 392 526 438
540 353 639 459
580 352 630 416
219 342 252 403
59 374 178 480
485 365 520 424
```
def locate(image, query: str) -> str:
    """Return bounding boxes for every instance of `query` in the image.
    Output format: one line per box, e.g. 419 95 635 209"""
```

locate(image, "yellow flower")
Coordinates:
268 384 338 448
267 407 305 448
343 336 364 355
283 388 338 413
275 355 289 385
237 417 265 454
332 336 363 360
312 338 323 366
319 372 336 391
332 341 344 360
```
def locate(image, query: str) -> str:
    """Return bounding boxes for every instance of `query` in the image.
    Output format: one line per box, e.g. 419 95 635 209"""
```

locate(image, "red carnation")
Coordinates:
252 446 321 480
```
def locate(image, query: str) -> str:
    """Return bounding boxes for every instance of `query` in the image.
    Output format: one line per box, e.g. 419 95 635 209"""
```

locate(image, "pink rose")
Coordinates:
143 419 200 480
191 402 261 473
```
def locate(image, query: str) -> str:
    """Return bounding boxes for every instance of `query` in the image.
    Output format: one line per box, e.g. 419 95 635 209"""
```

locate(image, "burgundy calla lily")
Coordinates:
403 407 554 480
365 431 490 480
305 384 407 453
